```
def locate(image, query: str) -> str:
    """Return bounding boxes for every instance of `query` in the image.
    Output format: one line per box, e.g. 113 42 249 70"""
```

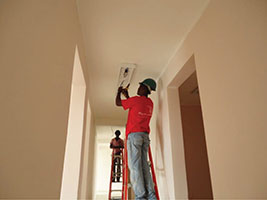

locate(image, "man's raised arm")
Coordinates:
116 86 129 106
116 87 123 106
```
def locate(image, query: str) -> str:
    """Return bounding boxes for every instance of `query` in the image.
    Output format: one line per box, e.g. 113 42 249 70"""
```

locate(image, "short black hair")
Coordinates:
115 130 121 136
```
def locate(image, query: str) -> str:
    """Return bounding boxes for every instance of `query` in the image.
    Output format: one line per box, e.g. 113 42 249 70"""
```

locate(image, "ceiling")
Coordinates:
76 0 209 120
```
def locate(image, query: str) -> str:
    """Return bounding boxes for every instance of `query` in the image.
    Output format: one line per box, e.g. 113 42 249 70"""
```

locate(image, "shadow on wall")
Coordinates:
155 78 170 198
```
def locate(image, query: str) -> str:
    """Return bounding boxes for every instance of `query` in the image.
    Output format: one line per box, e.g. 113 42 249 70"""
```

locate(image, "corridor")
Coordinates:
0 0 267 199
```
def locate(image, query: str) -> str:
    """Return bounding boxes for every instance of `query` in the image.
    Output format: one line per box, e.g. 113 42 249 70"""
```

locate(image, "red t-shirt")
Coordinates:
110 138 124 154
121 96 153 137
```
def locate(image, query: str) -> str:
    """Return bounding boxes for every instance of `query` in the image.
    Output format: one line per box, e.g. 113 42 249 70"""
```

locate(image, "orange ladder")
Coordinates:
109 149 124 200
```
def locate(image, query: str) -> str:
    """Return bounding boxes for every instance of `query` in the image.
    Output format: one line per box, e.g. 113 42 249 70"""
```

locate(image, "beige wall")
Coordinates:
0 0 92 199
78 99 95 199
157 0 267 199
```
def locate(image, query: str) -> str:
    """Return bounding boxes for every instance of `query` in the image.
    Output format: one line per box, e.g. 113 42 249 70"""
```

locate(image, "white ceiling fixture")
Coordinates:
117 63 136 89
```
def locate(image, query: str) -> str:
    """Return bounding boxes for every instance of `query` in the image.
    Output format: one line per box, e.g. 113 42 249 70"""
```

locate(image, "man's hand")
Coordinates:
118 86 123 93
116 85 130 106
116 87 123 106
122 88 129 99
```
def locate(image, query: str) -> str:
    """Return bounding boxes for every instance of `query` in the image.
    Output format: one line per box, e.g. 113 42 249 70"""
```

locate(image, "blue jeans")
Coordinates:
127 132 157 200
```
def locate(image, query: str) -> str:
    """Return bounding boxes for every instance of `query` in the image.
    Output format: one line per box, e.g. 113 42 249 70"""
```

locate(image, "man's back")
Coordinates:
121 96 153 136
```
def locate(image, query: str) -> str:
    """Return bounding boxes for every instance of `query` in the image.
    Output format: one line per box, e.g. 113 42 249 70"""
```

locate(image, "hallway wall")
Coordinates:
157 0 267 199
78 100 96 199
0 0 92 199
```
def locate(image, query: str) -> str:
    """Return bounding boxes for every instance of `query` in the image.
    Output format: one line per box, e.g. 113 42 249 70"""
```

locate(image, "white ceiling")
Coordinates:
76 0 209 120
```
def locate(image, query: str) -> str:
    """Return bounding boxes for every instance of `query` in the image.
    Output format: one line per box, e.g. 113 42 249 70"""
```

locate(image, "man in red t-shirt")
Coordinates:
115 78 157 200
110 130 124 182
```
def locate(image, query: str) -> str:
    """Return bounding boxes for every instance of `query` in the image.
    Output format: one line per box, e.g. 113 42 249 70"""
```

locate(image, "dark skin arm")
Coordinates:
116 85 129 106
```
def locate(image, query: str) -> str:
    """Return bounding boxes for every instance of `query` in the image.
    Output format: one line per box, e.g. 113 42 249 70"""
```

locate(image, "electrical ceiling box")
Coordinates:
117 63 136 88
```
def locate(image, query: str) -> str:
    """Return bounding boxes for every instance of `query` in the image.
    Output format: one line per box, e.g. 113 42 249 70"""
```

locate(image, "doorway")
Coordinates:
60 46 86 199
179 71 213 199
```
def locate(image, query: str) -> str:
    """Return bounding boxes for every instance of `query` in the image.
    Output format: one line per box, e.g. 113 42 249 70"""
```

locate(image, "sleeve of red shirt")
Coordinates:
121 96 137 110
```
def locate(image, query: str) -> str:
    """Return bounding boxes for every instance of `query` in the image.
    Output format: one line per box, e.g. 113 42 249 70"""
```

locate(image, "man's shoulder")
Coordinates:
141 96 153 104
131 96 151 101
146 96 153 102
129 96 139 100
121 96 138 104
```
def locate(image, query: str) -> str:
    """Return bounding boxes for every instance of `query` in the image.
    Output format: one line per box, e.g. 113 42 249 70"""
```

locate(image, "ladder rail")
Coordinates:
108 150 115 200
121 149 124 197
122 139 128 200
109 148 124 200
149 146 160 200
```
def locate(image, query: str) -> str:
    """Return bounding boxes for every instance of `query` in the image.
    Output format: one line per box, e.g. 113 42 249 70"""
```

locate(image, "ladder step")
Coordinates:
111 197 121 200
111 189 122 192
